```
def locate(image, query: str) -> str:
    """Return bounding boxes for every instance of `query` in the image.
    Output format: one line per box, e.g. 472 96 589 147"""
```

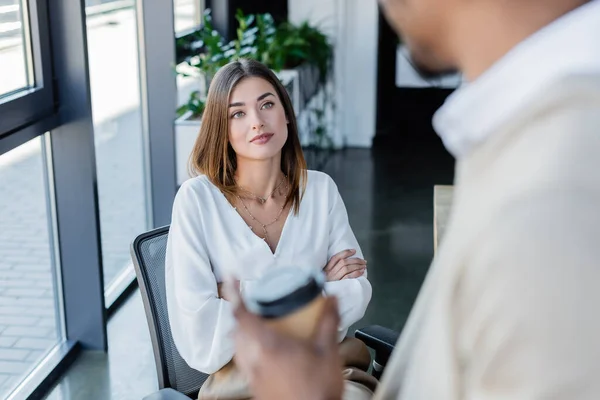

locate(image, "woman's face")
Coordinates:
227 77 289 162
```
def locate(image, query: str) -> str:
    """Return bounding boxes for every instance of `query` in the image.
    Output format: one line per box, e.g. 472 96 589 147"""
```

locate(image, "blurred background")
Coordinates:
0 0 457 398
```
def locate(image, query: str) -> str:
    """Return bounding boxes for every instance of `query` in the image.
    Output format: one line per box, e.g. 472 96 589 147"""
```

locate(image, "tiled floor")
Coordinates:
42 290 157 400
40 145 455 399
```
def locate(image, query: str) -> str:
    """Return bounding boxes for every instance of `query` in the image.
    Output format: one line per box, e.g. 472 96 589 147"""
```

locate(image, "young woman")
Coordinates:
165 58 372 376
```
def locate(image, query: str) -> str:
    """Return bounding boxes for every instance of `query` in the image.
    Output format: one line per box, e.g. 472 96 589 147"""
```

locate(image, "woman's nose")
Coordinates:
251 121 265 131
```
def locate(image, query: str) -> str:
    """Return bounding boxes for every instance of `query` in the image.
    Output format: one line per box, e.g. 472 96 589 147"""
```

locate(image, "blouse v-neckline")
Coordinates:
214 185 295 257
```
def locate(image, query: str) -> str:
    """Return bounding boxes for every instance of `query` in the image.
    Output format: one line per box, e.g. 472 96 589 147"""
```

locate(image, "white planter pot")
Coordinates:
175 111 201 186
276 68 300 116
276 63 321 117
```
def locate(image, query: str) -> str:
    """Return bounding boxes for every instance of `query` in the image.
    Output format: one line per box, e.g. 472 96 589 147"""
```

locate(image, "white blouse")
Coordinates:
165 170 372 374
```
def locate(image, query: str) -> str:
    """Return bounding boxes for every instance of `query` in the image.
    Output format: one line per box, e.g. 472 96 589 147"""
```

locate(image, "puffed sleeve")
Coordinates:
165 182 235 374
322 176 372 340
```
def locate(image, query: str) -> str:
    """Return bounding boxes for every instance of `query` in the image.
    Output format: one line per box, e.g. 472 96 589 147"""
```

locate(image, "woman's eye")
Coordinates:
261 101 274 110
231 111 244 119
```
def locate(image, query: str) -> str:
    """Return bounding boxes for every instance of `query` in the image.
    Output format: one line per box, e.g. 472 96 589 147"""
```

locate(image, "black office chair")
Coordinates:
131 226 399 399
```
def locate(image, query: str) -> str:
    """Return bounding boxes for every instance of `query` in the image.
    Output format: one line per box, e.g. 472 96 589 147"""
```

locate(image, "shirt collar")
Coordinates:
433 0 600 159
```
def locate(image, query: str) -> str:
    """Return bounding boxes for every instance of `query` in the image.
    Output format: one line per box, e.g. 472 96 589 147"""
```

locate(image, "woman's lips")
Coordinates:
250 133 274 144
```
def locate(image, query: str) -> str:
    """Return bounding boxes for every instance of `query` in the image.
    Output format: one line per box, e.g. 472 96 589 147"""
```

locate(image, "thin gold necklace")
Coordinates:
235 183 289 250
237 175 286 204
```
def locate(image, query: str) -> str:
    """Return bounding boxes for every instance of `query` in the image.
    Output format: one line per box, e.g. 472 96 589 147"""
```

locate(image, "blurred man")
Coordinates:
231 0 600 398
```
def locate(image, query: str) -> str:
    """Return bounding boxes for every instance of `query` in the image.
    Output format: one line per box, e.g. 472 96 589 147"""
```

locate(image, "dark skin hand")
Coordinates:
226 281 345 400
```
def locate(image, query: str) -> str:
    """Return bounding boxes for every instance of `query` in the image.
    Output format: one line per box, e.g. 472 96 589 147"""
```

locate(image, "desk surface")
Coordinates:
434 185 454 252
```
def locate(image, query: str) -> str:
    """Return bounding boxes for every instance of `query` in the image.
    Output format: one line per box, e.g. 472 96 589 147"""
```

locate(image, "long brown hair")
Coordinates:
189 58 307 214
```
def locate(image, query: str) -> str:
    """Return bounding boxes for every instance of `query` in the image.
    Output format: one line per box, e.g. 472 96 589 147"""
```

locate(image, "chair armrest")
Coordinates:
354 325 399 377
143 388 191 400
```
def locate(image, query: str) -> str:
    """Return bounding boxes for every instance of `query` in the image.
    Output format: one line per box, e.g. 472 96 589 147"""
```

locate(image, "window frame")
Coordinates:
0 0 55 139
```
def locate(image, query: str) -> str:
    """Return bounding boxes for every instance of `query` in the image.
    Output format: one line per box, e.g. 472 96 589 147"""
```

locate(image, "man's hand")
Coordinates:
231 286 345 400
324 249 367 281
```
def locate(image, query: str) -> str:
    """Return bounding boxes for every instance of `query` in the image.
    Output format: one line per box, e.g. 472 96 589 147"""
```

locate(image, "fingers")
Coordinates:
233 317 273 379
342 269 365 279
324 249 356 272
232 288 278 374
326 258 367 281
230 278 280 349
222 278 241 306
314 297 341 353
331 266 366 281
233 298 289 381
326 262 366 281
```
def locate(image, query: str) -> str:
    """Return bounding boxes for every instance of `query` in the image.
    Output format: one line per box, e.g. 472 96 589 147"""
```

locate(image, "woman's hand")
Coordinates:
324 249 367 281
217 283 233 302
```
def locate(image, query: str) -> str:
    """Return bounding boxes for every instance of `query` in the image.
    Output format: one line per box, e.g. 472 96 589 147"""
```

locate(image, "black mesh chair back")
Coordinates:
131 226 208 398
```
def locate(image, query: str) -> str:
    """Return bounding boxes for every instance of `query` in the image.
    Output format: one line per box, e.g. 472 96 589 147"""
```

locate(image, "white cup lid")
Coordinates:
243 268 324 318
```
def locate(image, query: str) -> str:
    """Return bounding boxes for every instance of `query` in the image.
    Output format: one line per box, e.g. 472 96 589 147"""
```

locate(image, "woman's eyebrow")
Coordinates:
257 92 274 101
229 92 275 108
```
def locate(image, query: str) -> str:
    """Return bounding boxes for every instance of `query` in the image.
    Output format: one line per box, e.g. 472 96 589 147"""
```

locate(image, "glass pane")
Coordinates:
85 0 120 6
0 136 62 398
174 0 203 34
0 0 31 97
85 3 149 296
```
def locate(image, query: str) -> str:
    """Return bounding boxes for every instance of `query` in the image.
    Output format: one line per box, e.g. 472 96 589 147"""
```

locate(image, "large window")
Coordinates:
174 0 205 126
0 1 106 398
174 0 203 34
0 136 63 399
85 2 150 302
0 0 178 397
